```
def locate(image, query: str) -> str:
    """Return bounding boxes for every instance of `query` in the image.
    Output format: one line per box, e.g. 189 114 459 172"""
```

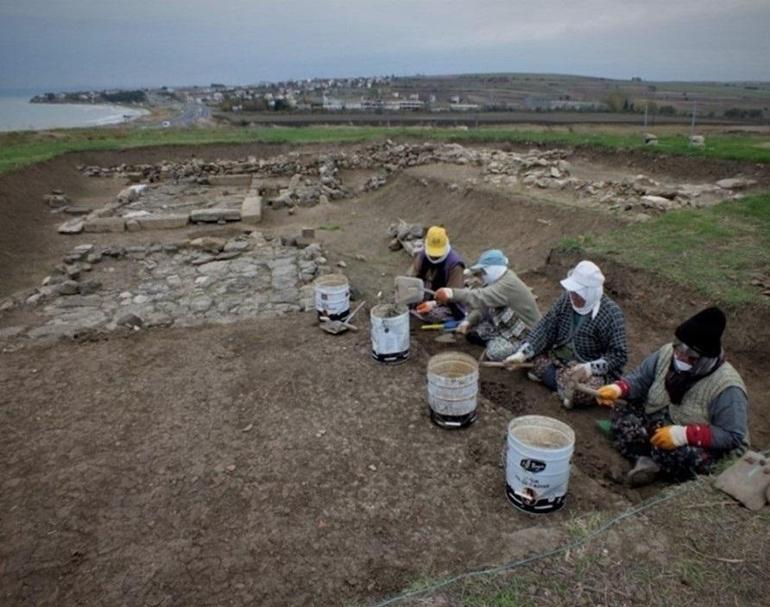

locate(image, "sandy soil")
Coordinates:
1 142 769 606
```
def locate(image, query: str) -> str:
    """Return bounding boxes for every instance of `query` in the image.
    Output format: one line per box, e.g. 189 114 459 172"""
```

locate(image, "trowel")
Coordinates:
394 276 435 305
319 300 366 335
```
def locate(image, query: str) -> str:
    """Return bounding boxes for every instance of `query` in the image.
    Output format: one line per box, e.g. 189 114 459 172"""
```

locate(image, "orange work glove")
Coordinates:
595 384 623 407
650 425 688 450
415 301 437 315
435 288 453 304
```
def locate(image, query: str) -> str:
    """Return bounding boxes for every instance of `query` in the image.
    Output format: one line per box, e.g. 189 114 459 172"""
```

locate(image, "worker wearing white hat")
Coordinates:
505 260 628 408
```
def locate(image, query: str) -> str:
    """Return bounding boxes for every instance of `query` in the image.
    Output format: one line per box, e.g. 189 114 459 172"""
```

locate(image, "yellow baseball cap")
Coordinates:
425 226 450 258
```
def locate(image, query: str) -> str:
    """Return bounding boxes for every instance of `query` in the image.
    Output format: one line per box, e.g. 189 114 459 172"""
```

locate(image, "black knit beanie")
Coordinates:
674 307 726 357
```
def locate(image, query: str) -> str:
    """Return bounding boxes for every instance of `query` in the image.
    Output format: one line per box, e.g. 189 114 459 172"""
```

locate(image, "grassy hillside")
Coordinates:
1 125 769 175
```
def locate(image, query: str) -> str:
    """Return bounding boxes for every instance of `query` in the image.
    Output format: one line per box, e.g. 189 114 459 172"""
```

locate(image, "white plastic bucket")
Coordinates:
314 274 350 321
370 303 410 363
505 415 575 514
427 352 479 428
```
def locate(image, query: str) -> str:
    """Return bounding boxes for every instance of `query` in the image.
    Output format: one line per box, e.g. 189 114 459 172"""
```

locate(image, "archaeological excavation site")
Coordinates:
2 139 769 606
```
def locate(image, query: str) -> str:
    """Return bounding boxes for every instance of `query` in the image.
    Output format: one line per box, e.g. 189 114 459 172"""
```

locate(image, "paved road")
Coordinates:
162 102 211 127
214 110 743 128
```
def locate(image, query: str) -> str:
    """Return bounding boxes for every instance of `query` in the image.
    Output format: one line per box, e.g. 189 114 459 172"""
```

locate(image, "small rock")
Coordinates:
117 313 143 328
78 280 101 295
58 219 84 234
336 260 347 268
55 280 80 296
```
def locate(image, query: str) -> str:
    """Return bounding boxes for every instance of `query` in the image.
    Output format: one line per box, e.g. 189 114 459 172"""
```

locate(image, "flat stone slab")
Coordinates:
137 214 190 230
241 195 262 225
190 208 241 223
208 174 252 187
83 217 126 233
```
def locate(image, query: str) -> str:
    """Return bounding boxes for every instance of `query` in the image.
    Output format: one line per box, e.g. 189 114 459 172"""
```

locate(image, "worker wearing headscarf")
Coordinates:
410 226 466 321
505 260 628 407
434 249 541 360
595 307 749 486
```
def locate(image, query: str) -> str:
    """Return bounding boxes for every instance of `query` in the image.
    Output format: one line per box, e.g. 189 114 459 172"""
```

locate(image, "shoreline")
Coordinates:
0 97 151 133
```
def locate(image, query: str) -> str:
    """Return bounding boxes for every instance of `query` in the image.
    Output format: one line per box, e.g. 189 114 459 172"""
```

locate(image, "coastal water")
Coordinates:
0 95 148 132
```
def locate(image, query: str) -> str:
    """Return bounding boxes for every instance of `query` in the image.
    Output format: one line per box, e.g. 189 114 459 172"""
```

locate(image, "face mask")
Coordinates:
482 265 507 285
673 358 693 373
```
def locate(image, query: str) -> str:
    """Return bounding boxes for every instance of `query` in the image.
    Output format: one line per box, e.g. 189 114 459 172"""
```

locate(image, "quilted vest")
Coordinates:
645 343 747 427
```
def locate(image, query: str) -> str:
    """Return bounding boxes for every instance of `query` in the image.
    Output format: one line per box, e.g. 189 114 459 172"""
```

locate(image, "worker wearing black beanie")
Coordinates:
594 307 748 486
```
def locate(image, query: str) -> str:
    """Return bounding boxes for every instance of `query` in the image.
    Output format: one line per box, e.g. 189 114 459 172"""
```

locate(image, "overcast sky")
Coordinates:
0 0 768 91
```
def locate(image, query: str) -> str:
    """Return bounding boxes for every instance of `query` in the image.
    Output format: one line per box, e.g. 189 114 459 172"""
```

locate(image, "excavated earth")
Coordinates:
1 141 769 606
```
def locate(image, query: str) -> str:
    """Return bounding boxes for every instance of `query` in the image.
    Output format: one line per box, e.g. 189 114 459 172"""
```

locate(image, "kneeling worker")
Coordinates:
504 260 628 407
596 307 749 486
433 249 541 360
410 226 466 322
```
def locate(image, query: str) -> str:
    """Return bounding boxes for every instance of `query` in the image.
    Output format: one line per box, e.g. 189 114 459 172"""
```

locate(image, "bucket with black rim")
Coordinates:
505 415 575 513
314 273 350 321
370 303 410 363
427 351 479 429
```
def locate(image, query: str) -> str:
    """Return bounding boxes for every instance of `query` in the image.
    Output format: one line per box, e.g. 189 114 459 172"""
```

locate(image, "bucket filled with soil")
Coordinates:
370 303 410 363
505 415 575 514
427 351 479 429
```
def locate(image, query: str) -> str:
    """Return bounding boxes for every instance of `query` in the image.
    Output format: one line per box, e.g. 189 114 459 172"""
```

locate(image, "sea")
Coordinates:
0 91 148 132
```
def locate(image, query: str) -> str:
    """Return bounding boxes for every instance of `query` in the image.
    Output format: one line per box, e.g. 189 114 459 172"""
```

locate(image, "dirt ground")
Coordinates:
1 142 769 606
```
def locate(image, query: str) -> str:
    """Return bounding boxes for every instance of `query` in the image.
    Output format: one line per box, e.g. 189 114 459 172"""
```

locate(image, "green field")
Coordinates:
1 125 769 175
563 191 770 306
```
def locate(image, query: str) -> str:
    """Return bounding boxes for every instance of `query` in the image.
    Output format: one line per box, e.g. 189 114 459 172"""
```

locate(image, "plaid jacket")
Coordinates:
523 292 628 378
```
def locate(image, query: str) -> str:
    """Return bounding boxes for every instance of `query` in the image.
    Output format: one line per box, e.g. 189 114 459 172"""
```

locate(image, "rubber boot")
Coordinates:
627 456 660 487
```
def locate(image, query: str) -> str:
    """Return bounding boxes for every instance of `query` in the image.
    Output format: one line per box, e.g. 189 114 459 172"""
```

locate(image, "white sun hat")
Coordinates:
560 260 605 292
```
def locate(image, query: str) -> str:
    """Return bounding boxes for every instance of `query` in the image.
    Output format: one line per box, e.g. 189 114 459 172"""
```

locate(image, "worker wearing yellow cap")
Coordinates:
410 226 467 322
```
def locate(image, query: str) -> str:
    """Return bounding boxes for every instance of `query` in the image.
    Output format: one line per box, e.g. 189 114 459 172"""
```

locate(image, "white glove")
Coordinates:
504 351 528 365
456 320 471 335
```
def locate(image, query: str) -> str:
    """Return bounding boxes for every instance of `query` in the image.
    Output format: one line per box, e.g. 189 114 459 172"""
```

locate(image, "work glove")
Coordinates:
504 350 528 365
415 301 437 315
435 288 453 304
456 320 471 335
650 425 688 450
596 383 623 407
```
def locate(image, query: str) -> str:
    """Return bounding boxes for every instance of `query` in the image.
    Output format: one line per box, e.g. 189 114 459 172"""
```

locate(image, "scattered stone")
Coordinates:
214 251 241 261
337 260 347 268
44 193 70 208
208 174 252 187
55 280 80 296
58 219 84 234
77 280 102 295
126 219 142 232
116 313 144 328
716 177 757 190
189 237 226 253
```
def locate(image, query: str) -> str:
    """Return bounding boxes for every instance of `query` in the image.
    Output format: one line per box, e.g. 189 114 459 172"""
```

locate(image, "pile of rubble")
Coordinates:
78 141 760 216
0 232 331 342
